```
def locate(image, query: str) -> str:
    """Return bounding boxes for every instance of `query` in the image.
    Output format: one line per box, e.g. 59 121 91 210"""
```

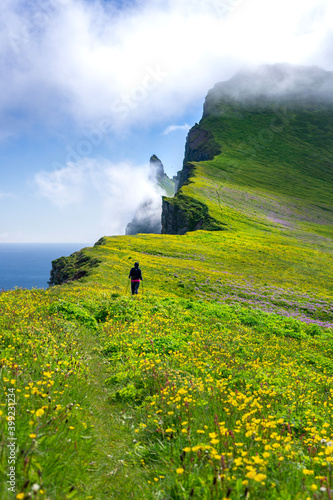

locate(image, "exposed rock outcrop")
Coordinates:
125 155 175 235
161 123 222 234
174 124 221 191
149 155 176 197
125 197 163 235
48 251 100 286
162 194 226 235
149 154 165 181
184 124 221 163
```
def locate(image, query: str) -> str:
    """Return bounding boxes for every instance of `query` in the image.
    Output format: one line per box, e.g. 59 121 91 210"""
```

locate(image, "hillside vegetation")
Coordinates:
1 65 333 500
186 105 333 236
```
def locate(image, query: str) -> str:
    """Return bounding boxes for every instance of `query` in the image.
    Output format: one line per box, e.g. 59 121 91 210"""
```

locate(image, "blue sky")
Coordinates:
1 0 332 242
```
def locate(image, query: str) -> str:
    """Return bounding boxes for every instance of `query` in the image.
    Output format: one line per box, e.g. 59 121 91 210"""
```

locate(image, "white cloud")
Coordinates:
35 163 86 206
34 158 162 235
163 124 191 135
0 0 332 138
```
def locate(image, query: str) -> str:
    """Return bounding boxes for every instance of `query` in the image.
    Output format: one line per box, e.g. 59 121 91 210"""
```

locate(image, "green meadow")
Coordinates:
1 95 333 499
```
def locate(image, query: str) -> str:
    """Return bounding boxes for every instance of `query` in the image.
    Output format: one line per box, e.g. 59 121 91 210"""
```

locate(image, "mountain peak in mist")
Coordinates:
204 64 333 115
149 155 165 181
125 156 175 236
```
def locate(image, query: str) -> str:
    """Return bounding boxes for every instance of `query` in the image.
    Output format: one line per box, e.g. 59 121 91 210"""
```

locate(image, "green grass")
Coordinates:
165 101 333 238
1 219 332 499
1 279 333 499
1 95 333 499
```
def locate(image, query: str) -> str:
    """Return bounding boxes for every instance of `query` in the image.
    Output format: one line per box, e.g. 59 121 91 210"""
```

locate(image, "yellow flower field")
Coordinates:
1 228 333 499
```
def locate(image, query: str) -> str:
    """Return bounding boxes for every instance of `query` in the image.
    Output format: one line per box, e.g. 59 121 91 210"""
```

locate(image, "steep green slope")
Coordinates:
163 65 333 239
195 106 333 228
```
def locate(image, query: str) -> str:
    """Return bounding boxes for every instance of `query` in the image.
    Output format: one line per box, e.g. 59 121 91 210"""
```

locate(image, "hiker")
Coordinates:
128 262 143 295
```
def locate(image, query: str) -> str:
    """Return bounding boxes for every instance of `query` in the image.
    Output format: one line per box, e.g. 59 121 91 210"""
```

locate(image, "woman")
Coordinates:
128 262 143 295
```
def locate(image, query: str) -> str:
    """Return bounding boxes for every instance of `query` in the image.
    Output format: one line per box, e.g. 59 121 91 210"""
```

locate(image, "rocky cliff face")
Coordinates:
125 155 175 235
184 124 221 163
162 194 226 235
174 124 221 191
149 154 165 181
162 64 333 236
125 197 163 235
161 123 222 234
49 250 100 286
126 123 222 236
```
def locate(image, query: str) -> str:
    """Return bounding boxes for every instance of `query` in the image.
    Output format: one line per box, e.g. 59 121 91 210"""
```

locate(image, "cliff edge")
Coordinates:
162 63 333 235
161 122 224 235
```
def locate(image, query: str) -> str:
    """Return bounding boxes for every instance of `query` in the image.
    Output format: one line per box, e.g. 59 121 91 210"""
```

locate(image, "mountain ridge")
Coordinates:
162 63 333 236
204 63 333 112
49 63 333 289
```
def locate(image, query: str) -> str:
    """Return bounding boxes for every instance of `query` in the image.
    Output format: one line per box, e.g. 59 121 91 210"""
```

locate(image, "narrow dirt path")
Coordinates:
79 329 151 500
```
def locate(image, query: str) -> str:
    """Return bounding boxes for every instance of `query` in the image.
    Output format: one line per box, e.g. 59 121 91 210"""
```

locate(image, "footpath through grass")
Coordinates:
1 274 333 499
0 285 150 500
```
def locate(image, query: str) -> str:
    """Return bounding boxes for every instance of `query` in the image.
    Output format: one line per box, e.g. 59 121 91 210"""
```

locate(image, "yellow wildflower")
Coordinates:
254 473 266 482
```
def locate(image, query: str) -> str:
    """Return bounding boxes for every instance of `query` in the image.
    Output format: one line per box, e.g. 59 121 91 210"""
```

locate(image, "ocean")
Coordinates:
0 243 91 291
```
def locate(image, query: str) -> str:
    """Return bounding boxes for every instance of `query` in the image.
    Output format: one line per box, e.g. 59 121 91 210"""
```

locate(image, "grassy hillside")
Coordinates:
1 227 332 499
169 103 333 237
1 67 333 499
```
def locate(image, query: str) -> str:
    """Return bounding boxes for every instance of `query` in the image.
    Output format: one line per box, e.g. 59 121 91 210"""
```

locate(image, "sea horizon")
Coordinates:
0 243 92 291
